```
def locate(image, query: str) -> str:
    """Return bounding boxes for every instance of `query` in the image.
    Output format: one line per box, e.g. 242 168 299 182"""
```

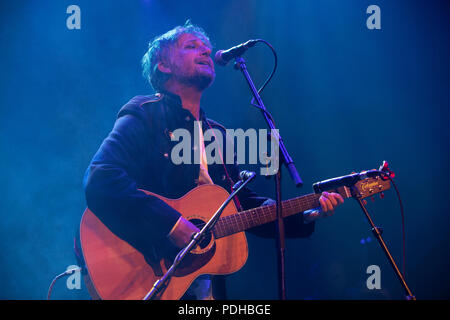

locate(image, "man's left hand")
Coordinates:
303 191 344 223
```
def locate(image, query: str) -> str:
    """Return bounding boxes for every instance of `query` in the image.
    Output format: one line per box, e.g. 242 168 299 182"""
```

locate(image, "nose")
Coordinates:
201 45 211 57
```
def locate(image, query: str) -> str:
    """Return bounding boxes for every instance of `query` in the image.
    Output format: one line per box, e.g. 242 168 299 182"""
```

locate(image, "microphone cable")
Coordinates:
47 267 81 300
245 39 278 127
373 168 407 279
381 172 407 278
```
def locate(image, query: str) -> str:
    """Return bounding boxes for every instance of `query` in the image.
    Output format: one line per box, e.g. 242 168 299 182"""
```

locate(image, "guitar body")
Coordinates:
79 184 248 300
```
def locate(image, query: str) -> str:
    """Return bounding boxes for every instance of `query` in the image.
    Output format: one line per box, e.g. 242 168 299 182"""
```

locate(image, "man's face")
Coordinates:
162 33 215 91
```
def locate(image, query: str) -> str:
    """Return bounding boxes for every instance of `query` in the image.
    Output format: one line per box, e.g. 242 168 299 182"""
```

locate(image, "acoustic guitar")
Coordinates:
79 175 390 300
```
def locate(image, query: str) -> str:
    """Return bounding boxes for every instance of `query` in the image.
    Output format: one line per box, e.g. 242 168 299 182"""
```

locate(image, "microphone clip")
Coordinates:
232 170 256 191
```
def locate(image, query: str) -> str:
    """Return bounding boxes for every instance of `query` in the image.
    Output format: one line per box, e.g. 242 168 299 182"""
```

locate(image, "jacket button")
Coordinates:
185 116 191 121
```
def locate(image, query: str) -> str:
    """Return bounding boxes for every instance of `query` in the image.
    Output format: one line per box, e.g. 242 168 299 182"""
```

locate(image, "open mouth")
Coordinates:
196 61 212 67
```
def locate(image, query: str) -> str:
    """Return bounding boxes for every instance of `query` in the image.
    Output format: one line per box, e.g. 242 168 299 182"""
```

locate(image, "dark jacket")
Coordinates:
82 91 314 298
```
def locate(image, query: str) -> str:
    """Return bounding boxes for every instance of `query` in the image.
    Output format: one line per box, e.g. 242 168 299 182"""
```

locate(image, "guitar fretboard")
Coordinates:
212 193 322 239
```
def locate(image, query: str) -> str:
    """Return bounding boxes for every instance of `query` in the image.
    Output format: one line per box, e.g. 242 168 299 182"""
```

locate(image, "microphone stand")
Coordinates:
355 196 416 300
274 167 286 300
234 56 303 300
143 172 256 300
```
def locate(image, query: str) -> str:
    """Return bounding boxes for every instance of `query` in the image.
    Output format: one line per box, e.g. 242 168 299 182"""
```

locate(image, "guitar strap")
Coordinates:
204 118 243 212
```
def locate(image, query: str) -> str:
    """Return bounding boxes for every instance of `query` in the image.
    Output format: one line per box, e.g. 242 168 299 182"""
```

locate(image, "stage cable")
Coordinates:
47 267 81 300
386 175 407 278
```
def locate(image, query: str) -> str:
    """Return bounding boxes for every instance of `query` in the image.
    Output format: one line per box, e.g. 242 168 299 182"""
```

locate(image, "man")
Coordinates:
82 21 344 300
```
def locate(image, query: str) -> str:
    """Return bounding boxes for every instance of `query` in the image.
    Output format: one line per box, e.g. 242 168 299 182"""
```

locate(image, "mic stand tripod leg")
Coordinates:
355 197 416 300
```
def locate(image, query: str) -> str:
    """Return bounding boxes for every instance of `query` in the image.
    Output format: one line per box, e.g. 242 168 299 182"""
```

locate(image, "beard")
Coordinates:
187 72 215 91
172 64 216 91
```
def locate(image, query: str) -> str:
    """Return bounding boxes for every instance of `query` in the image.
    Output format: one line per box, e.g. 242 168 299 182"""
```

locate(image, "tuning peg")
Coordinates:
379 160 395 180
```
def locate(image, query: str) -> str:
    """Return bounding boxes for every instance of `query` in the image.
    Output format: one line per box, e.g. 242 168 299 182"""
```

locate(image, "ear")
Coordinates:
157 61 172 75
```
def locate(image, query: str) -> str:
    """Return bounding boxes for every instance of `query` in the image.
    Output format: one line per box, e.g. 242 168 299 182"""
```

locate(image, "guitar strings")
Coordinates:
190 197 318 238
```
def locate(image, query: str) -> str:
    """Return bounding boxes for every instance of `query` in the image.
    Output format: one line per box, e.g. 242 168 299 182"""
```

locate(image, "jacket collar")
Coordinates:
159 90 207 123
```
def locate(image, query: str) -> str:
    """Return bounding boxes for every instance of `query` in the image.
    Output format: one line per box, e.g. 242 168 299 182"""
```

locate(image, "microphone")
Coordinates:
232 171 256 191
214 40 258 66
239 170 256 181
312 170 381 194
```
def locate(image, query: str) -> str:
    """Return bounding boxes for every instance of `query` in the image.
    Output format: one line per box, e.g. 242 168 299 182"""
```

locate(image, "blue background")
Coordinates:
0 0 448 299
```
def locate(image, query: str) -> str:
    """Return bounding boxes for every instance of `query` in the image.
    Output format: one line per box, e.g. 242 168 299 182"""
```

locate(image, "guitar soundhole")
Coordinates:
189 218 213 251
165 217 216 277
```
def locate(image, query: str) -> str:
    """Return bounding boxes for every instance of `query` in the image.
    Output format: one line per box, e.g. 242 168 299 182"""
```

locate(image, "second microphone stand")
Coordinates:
355 196 416 300
234 56 303 300
143 172 256 300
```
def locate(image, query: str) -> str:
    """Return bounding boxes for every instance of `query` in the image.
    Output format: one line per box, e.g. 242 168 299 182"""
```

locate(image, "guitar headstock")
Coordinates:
317 161 394 201
350 175 391 199
334 176 391 200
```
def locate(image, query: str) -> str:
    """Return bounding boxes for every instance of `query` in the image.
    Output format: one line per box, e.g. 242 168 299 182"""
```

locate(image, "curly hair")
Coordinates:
141 20 212 92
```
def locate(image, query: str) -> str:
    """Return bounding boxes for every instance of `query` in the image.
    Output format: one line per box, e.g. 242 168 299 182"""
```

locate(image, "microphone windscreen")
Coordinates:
214 50 227 66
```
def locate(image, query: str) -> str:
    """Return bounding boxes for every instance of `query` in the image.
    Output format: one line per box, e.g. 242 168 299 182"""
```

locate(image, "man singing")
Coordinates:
82 21 344 300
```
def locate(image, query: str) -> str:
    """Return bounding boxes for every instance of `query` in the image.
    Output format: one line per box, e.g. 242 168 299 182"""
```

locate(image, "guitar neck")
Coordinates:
211 173 390 239
213 193 323 239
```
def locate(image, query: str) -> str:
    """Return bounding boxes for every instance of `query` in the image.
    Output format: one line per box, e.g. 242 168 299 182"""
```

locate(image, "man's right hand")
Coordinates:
167 216 200 248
